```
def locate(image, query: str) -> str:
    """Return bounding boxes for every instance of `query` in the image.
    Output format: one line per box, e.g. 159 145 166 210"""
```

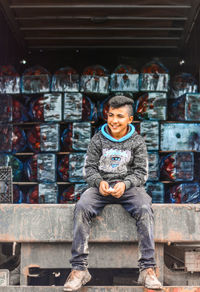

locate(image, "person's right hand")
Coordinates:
99 181 110 196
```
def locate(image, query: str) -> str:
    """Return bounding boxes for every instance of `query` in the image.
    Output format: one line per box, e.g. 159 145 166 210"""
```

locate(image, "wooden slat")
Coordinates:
16 19 186 29
25 36 180 40
9 0 192 5
22 30 182 38
20 26 184 31
29 45 179 49
10 4 191 9
25 39 180 48
15 16 188 21
12 8 189 18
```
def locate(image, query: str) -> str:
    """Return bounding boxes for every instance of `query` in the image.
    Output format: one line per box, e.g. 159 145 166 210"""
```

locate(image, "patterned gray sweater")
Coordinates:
84 124 148 190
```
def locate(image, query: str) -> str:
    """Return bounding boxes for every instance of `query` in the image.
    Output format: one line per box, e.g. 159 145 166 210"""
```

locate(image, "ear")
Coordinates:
129 115 134 123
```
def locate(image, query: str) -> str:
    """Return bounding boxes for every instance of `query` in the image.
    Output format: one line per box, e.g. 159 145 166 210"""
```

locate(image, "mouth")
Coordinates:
110 125 119 130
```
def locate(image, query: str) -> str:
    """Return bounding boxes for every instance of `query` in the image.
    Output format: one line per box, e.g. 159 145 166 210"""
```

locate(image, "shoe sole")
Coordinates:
82 273 92 286
138 281 163 290
63 273 92 291
144 284 163 290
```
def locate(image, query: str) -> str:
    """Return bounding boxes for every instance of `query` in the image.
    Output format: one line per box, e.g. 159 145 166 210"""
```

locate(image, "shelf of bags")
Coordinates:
57 182 71 185
13 182 37 185
161 180 199 184
159 150 198 153
12 122 41 126
160 121 200 124
132 121 200 124
13 182 71 185
13 151 200 156
160 181 180 184
10 121 200 126
60 121 96 124
14 152 71 156
11 121 97 126
14 153 34 156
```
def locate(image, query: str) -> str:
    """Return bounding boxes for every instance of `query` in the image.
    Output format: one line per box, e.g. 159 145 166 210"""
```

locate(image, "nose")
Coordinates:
112 116 118 123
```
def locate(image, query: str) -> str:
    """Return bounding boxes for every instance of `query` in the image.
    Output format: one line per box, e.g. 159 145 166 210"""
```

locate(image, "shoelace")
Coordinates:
144 268 156 281
66 270 79 282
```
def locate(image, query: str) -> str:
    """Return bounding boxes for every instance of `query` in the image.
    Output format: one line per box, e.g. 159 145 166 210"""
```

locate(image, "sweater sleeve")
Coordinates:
83 135 103 188
123 137 149 190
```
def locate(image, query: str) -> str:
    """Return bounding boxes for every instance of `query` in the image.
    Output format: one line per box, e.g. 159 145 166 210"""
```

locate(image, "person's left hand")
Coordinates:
111 182 126 199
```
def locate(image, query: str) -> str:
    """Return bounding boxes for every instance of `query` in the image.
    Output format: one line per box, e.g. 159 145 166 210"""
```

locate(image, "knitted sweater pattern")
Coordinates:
84 124 148 190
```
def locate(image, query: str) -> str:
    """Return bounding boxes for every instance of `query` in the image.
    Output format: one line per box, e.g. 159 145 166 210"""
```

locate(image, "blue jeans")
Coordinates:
70 186 156 271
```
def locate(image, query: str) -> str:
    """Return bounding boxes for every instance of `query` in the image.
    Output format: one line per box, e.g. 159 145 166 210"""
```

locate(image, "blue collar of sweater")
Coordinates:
101 123 135 142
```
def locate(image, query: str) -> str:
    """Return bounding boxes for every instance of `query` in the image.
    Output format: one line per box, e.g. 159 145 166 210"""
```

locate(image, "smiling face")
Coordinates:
107 106 133 139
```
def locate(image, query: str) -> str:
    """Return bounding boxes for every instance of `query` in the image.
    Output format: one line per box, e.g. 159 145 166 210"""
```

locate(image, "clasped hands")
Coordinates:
99 180 125 199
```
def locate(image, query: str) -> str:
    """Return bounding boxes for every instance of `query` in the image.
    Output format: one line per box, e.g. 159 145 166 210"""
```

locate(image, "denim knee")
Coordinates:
74 199 95 223
75 199 87 212
135 204 153 220
74 200 89 217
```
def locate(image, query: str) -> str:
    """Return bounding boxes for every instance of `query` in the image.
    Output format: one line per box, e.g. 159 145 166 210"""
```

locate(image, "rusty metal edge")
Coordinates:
0 286 200 291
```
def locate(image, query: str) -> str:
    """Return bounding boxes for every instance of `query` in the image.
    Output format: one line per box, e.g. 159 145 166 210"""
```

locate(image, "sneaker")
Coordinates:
63 269 91 291
138 268 162 289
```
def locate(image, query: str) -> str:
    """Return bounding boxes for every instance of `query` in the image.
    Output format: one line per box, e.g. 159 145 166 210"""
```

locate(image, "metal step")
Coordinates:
0 287 200 292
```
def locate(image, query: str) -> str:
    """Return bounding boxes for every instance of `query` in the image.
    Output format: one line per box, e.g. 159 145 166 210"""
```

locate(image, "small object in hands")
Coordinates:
108 187 114 192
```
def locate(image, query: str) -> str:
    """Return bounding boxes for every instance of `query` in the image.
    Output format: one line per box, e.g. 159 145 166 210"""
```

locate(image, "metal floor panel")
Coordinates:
1 204 200 243
0 287 200 292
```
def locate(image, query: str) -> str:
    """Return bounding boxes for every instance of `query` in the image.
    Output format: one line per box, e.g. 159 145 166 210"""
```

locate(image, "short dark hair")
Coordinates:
108 95 134 116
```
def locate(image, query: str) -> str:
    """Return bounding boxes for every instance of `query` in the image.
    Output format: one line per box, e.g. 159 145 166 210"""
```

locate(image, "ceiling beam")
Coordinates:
17 19 186 30
26 38 179 47
10 4 191 9
29 45 179 49
22 30 182 39
20 27 184 31
9 0 191 4
25 36 180 40
15 16 188 21
0 0 26 50
12 8 189 18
